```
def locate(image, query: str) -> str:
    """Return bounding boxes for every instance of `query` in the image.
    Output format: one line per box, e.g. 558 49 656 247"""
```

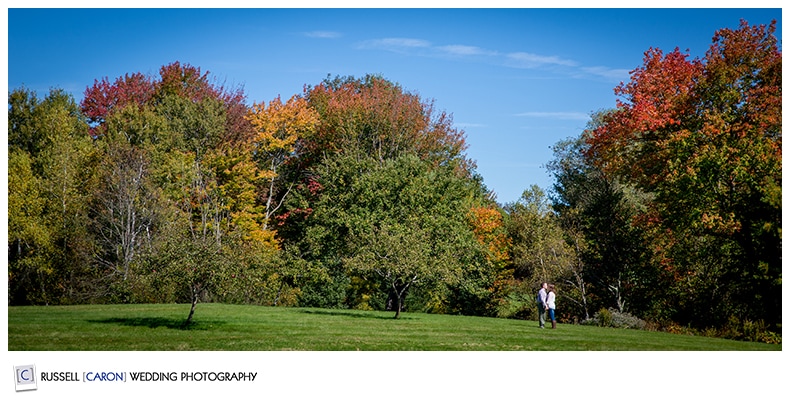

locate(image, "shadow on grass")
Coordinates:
88 317 225 331
301 309 417 320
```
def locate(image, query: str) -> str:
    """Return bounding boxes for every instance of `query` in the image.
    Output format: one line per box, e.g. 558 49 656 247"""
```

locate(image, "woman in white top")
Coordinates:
547 284 557 329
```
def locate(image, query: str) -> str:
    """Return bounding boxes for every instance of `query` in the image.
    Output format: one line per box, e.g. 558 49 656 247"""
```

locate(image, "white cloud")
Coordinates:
304 31 342 39
358 36 626 82
506 52 577 68
437 45 498 57
456 122 487 128
357 37 432 52
515 111 590 121
580 66 631 82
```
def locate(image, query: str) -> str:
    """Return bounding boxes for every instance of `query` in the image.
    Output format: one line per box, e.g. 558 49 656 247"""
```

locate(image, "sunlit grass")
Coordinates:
8 303 779 351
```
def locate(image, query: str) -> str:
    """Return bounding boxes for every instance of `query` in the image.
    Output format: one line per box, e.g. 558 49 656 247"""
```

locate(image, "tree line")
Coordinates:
8 21 780 340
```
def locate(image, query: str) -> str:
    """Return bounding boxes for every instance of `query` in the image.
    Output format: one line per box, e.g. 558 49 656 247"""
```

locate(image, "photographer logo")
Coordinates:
14 364 37 392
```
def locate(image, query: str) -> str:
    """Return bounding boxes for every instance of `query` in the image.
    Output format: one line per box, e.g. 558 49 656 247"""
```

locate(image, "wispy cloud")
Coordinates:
456 122 487 128
304 31 342 39
438 45 498 57
357 38 432 53
515 111 590 121
580 66 631 82
358 36 625 83
505 52 577 68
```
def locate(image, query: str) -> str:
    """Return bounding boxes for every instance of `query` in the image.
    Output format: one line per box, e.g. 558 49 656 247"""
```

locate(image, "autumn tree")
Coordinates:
465 204 516 315
82 72 154 136
79 62 281 322
246 95 320 231
279 75 477 242
301 74 470 171
586 20 781 328
468 205 511 269
279 74 478 243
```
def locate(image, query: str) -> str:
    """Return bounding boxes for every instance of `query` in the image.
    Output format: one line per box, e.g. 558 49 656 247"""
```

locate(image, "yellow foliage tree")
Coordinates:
246 95 319 231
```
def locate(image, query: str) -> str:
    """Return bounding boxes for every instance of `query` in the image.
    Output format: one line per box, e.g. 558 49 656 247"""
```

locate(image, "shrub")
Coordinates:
717 316 782 344
597 308 613 327
583 308 646 330
610 310 647 330
660 322 697 336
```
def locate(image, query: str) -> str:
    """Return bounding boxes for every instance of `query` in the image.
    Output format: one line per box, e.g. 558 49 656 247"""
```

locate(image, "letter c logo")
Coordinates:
20 369 31 381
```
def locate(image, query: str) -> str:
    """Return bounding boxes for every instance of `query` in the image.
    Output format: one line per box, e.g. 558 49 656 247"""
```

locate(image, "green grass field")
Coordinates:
8 303 780 351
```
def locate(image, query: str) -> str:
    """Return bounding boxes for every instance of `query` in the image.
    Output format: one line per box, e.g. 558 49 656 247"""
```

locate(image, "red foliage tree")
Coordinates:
81 72 154 134
586 20 781 327
81 61 252 143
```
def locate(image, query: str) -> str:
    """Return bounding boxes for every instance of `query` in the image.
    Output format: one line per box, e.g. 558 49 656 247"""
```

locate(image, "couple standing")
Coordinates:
537 282 556 329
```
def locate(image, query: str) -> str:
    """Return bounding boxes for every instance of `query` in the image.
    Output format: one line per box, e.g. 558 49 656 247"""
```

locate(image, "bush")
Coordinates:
597 308 613 327
717 316 782 344
583 308 646 330
656 321 697 336
611 310 647 330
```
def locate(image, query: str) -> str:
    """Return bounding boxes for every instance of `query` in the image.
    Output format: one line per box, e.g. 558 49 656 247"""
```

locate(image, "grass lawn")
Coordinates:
8 303 780 351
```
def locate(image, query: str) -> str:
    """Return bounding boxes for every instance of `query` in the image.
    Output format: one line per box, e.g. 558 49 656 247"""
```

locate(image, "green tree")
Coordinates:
277 75 488 314
501 186 578 320
505 186 573 284
546 133 597 320
8 149 51 304
8 88 97 304
549 123 661 320
305 153 486 318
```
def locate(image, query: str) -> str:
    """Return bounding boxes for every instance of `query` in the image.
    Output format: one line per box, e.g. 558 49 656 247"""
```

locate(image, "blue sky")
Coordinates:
7 7 782 204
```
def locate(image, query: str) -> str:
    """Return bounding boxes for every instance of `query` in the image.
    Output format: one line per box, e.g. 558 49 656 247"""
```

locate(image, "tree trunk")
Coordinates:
394 296 402 319
389 282 401 319
184 284 199 327
391 277 416 319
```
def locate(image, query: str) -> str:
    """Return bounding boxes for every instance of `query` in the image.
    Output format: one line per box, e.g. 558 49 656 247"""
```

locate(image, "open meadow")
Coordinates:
8 304 780 351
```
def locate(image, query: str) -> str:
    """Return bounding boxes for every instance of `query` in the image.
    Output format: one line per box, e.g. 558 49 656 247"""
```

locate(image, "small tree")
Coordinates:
141 225 225 327
344 222 438 319
308 153 479 318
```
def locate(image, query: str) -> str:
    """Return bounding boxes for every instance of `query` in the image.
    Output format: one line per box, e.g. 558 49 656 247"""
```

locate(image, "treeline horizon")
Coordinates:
8 21 780 341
